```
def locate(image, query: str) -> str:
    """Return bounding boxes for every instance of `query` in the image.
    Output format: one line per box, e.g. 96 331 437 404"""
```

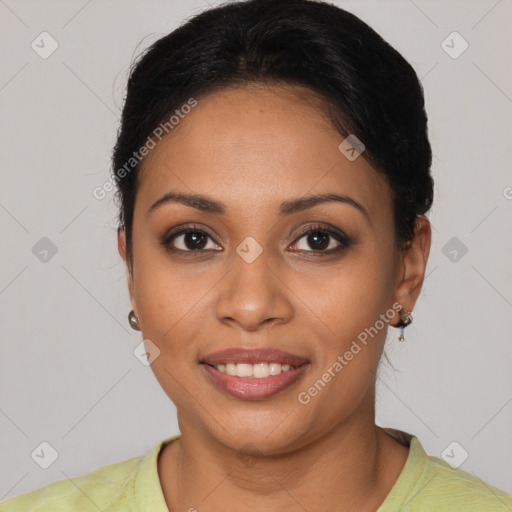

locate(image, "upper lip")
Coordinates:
201 348 309 366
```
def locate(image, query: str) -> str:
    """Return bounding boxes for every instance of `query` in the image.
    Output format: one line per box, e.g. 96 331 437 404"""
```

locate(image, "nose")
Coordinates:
215 250 294 332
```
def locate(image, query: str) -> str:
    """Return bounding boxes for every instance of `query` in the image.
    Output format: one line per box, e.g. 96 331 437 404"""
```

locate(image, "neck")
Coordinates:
158 412 408 512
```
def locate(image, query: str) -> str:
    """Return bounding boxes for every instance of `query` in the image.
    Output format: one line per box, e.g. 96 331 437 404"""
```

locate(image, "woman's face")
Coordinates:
119 84 429 454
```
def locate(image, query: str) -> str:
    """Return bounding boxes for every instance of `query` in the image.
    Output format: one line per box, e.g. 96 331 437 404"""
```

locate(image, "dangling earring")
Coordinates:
128 310 141 331
397 308 413 342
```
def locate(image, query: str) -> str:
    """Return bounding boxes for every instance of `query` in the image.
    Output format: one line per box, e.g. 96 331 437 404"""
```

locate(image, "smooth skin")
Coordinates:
118 83 431 512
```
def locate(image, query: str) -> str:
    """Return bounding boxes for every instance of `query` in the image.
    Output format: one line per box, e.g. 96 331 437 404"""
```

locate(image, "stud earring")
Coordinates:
128 310 140 331
397 308 413 342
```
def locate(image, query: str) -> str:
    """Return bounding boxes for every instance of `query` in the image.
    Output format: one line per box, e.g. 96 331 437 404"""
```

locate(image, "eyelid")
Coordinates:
294 223 348 239
163 222 213 238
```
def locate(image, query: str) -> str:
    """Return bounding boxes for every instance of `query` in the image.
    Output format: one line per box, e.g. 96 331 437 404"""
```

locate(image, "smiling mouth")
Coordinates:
200 348 310 400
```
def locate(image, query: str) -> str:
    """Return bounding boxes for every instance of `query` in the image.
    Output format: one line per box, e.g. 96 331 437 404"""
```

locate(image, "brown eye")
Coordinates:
163 226 222 253
290 225 351 254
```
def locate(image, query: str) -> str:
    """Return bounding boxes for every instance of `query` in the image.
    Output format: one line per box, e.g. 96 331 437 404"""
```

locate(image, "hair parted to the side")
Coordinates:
112 0 434 269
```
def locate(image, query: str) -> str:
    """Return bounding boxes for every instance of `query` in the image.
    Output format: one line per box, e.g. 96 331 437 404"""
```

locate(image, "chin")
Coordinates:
206 406 314 455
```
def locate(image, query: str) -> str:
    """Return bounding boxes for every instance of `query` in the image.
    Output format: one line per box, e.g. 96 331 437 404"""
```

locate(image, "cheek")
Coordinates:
131 235 202 330
293 244 395 344
135 270 206 353
295 261 393 424
131 254 208 409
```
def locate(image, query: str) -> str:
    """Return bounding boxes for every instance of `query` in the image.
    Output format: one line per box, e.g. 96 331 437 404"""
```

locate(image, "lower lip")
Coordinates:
201 363 309 400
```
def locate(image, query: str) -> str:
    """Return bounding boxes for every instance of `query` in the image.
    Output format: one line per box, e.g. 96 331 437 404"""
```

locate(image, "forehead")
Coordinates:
136 84 391 221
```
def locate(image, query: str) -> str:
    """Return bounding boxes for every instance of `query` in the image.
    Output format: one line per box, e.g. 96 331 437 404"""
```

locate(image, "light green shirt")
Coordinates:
1 431 511 511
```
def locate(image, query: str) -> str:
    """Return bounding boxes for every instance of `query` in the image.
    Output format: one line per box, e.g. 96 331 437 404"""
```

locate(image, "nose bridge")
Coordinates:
215 238 292 330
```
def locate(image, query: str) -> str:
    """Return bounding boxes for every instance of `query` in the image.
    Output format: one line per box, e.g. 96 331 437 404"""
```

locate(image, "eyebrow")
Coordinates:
147 191 370 220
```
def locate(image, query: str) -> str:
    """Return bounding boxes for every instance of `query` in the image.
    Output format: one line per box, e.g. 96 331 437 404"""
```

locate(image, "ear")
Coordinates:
391 216 432 326
117 227 136 310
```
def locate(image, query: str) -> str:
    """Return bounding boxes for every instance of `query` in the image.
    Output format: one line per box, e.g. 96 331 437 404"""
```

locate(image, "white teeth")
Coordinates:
236 363 252 377
213 362 296 377
269 362 282 375
253 363 269 378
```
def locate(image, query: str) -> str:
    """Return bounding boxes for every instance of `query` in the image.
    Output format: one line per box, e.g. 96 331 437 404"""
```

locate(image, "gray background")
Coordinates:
1 0 511 501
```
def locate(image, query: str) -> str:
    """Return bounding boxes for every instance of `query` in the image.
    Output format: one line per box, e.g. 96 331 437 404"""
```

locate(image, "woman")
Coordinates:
1 0 510 510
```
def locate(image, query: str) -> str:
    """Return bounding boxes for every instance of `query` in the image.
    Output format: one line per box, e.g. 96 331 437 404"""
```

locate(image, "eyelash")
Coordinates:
161 223 352 257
